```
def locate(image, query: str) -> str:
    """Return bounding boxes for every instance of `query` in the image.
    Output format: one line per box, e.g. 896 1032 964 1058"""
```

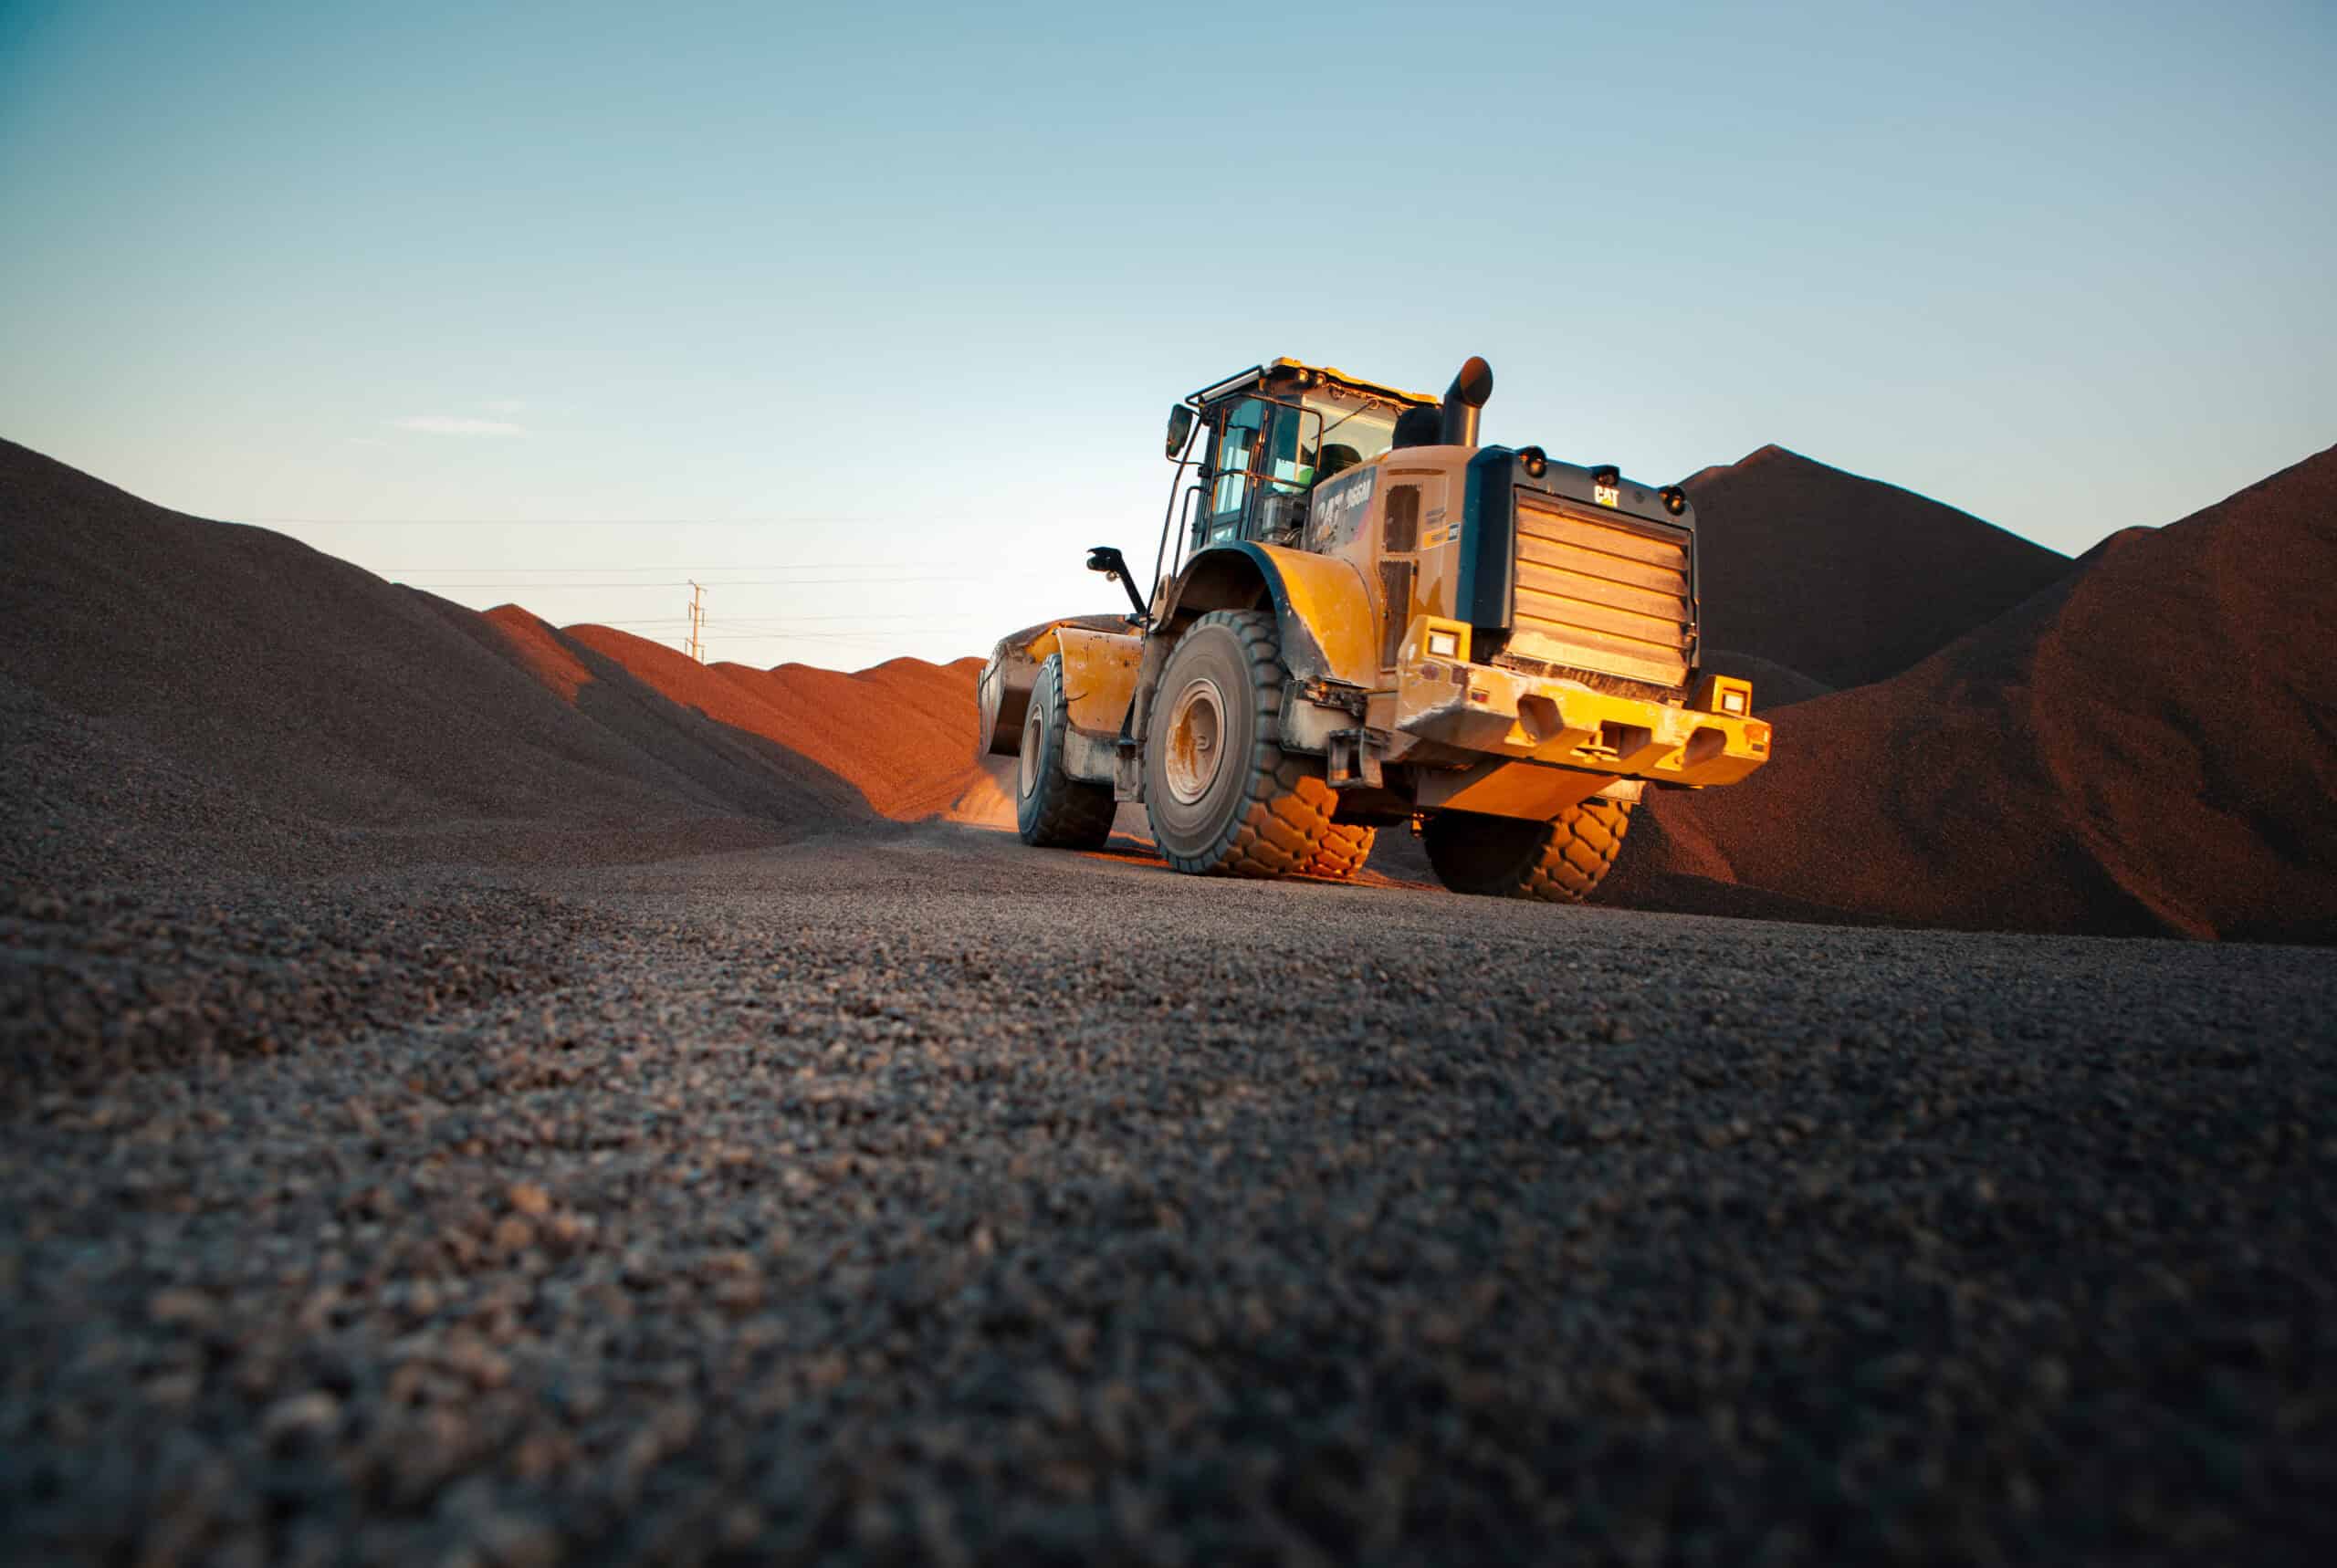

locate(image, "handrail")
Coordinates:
1149 416 1207 611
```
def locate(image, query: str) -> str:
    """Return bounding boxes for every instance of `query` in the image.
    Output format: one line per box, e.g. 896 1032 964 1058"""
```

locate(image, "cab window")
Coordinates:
1300 394 1398 484
1208 398 1268 533
1263 402 1322 494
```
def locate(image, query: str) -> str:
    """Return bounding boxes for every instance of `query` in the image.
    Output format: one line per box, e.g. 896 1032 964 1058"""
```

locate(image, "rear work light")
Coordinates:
1427 628 1460 658
1691 673 1753 718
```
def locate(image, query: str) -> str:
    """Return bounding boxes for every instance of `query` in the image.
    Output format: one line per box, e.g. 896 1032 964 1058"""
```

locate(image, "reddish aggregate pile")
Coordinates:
1684 444 2072 690
1611 444 2337 941
498 613 996 821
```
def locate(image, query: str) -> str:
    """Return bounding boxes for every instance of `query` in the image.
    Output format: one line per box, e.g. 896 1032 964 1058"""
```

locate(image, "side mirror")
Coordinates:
1086 545 1150 622
1165 404 1195 459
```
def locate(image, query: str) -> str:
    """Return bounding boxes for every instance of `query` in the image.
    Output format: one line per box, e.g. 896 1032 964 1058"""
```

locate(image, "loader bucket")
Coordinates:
976 613 1132 758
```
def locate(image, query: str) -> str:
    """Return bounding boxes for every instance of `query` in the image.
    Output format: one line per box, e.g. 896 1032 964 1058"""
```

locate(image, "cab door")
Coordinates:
1199 397 1269 548
1199 397 1327 548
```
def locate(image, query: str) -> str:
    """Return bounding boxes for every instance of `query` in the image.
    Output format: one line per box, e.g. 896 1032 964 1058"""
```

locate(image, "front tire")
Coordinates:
1422 799 1634 903
1016 654 1116 850
1141 609 1344 878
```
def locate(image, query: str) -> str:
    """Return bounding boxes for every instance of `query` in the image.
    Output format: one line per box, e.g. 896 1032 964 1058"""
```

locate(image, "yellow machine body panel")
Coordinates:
1053 624 1142 737
1302 446 1476 682
1246 543 1380 689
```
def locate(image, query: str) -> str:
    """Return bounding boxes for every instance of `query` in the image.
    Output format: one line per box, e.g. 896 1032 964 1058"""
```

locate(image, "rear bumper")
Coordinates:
1393 657 1770 788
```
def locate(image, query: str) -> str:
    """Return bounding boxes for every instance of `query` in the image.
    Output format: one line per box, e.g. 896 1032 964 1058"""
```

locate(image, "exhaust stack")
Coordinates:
1439 356 1494 446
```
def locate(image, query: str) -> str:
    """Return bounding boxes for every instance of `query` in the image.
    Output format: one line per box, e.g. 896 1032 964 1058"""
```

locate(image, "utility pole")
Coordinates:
685 580 706 664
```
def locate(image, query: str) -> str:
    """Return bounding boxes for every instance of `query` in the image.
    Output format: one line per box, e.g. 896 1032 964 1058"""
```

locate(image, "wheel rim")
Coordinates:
1018 706 1043 800
1162 675 1227 805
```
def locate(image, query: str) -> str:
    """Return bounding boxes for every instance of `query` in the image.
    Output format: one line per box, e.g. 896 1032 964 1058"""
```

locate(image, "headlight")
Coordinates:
1426 629 1460 658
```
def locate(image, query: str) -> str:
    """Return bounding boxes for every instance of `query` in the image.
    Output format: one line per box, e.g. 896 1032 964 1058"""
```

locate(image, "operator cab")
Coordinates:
1179 359 1438 552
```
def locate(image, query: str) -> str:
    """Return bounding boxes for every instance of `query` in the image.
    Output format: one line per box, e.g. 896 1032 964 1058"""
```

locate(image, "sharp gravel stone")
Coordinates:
4 826 2332 1564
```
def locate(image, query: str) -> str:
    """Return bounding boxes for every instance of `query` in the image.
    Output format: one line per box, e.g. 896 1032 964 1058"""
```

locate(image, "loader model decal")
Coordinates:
1307 467 1376 552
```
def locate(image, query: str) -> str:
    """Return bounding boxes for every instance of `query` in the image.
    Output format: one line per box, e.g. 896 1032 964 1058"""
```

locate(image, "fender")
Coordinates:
1158 542 1379 688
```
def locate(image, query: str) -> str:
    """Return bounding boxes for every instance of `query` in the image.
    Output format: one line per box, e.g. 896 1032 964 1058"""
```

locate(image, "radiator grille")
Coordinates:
1383 486 1420 552
1509 496 1691 690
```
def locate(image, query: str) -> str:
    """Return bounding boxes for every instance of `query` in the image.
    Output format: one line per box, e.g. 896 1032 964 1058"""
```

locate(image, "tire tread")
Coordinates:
1150 611 1347 881
1424 799 1634 903
1018 655 1116 851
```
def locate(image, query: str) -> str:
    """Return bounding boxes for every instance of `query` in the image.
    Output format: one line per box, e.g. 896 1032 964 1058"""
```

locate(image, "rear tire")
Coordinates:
1422 799 1634 903
1142 609 1343 878
1016 654 1116 850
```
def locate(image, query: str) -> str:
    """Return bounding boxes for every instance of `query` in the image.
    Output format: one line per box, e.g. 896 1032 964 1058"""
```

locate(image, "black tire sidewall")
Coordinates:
1011 653 1116 851
1142 622 1262 860
1016 656 1067 841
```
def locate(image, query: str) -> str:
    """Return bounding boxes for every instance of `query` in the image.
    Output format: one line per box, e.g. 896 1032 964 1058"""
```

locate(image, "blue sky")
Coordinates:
3 0 2330 667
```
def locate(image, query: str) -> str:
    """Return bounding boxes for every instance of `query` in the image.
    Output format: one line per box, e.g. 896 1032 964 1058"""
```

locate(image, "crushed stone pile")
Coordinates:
1608 444 2337 941
1682 444 2072 692
0 439 966 886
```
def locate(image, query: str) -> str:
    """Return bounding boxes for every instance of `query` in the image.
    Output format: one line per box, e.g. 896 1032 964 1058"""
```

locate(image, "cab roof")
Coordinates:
1188 357 1442 411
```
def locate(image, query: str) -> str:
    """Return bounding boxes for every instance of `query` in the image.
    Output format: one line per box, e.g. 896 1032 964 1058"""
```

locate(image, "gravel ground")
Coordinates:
5 823 2332 1565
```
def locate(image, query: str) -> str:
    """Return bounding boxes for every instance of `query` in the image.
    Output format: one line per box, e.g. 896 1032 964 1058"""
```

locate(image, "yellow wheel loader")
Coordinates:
975 356 1772 902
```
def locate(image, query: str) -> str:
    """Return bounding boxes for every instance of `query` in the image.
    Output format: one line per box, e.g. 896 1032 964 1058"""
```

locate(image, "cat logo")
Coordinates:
1306 465 1377 550
1593 481 1619 507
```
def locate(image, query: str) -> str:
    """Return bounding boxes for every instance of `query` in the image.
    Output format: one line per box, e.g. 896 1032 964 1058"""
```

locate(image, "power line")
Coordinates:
605 617 987 634
699 632 970 642
540 618 985 639
701 622 977 631
245 516 894 527
395 574 988 588
375 561 947 573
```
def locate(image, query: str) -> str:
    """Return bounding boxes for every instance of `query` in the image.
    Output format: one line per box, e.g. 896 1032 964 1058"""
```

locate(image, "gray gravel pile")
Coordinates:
2 869 612 1110
0 674 348 890
5 829 2332 1564
0 438 865 873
